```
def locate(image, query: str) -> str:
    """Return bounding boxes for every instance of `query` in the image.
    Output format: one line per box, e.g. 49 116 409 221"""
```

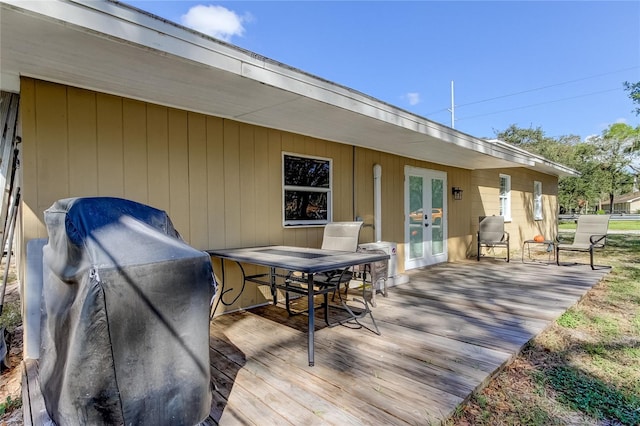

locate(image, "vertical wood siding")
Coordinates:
19 79 355 312
471 168 558 256
20 78 558 311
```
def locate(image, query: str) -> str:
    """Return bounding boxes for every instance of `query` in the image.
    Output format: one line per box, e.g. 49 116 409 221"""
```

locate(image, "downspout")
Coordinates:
373 164 382 242
352 146 357 220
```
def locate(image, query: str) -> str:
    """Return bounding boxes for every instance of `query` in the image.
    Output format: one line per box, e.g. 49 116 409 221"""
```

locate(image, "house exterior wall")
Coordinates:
610 199 640 214
352 148 474 265
471 168 559 254
19 78 559 312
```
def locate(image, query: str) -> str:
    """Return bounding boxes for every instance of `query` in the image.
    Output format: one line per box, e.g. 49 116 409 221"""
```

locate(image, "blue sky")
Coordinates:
125 1 640 141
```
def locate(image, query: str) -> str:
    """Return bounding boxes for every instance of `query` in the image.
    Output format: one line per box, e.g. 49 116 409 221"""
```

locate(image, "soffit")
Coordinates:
0 0 573 176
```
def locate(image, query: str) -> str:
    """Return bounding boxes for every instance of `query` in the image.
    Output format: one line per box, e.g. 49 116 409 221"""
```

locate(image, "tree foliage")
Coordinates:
623 81 640 117
588 123 639 210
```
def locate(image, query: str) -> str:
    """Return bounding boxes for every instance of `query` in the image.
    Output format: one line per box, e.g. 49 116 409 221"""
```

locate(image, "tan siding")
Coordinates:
239 123 256 248
281 133 296 247
187 113 209 248
222 120 241 248
96 93 124 197
19 78 559 313
266 130 283 245
472 168 559 255
167 109 190 236
146 104 170 210
206 116 225 249
352 147 477 267
67 87 98 197
20 79 44 241
253 127 270 245
36 82 69 221
122 99 148 202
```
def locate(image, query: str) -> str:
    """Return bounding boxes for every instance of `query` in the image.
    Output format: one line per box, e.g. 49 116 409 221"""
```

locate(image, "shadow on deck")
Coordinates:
205 259 609 425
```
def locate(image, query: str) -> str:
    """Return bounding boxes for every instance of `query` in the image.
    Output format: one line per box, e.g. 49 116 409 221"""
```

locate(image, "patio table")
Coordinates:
522 239 556 264
206 245 389 366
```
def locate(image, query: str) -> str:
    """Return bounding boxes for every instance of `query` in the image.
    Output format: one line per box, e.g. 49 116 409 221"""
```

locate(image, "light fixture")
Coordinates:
452 187 463 200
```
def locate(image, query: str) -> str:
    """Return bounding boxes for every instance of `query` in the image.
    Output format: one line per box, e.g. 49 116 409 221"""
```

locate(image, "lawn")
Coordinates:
559 219 640 231
448 234 640 425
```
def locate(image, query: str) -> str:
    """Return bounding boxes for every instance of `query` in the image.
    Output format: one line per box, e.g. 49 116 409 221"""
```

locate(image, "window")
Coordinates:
533 181 543 220
282 153 332 226
499 174 511 221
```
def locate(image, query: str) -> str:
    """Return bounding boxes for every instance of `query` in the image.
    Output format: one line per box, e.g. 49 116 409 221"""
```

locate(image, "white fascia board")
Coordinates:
2 0 247 74
486 139 578 177
0 71 20 93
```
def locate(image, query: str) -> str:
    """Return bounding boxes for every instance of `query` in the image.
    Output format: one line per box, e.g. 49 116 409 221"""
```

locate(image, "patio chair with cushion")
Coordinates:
556 214 611 270
477 215 510 262
284 222 377 331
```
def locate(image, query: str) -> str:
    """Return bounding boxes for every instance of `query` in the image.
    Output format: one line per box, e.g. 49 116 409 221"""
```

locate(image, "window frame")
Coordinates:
533 180 543 220
282 152 333 227
499 174 512 221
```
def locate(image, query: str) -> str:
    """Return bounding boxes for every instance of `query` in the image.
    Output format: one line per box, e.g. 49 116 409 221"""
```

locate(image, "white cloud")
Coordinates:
405 92 421 106
181 5 250 42
615 117 628 124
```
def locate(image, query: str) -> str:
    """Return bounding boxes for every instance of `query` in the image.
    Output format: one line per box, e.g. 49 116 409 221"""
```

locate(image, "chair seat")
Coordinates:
312 270 354 285
556 243 592 251
479 239 508 246
477 216 510 262
556 215 610 270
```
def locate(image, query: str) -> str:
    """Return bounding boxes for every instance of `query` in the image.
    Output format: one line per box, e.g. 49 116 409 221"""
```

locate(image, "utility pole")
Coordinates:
448 80 455 128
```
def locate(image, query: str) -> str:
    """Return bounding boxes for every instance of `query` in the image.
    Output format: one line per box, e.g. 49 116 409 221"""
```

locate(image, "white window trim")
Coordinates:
533 180 543 220
282 152 333 227
499 174 512 222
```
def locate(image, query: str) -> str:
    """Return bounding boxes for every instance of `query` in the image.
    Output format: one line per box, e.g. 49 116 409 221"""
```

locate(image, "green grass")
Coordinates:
559 220 640 231
557 309 588 328
449 234 640 426
546 365 640 425
0 299 21 332
0 396 20 417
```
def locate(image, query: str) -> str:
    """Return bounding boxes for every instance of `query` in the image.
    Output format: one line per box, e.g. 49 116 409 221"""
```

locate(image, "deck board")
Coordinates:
22 260 608 425
205 260 609 425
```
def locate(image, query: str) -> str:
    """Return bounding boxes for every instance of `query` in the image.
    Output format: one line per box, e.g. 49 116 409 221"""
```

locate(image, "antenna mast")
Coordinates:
448 80 455 128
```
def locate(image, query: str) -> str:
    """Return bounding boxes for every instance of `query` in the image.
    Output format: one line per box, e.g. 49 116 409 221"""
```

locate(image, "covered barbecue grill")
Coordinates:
39 197 214 425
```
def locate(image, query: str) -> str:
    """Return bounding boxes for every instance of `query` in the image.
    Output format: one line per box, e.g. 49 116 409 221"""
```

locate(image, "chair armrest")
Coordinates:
590 234 607 247
504 231 510 241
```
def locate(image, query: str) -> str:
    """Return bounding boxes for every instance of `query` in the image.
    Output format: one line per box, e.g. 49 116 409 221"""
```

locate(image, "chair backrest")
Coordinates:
478 216 506 242
572 215 611 246
321 222 363 252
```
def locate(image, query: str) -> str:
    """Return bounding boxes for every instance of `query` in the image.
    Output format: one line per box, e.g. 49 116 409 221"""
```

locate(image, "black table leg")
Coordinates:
308 272 315 367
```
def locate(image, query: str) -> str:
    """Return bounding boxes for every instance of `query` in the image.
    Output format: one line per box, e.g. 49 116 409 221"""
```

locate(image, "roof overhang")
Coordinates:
1 0 577 177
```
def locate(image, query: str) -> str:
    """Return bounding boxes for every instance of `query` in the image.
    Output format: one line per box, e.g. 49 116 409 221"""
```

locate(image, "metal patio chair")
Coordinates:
556 214 611 270
477 215 510 262
284 222 378 332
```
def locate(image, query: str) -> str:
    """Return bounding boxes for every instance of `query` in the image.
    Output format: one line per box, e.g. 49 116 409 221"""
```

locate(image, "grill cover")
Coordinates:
40 197 214 425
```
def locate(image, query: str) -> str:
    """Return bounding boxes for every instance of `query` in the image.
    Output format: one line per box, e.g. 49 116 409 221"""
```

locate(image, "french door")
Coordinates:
404 166 448 270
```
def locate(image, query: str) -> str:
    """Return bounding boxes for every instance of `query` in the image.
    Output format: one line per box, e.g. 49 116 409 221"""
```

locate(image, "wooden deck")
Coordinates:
21 259 609 425
205 260 609 425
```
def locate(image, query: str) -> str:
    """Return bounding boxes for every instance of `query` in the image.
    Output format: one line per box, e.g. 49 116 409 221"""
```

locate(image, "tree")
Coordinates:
623 81 640 117
557 142 606 214
589 123 638 212
494 124 633 214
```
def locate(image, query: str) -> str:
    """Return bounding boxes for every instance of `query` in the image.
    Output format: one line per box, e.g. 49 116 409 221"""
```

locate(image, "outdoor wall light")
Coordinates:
452 187 463 200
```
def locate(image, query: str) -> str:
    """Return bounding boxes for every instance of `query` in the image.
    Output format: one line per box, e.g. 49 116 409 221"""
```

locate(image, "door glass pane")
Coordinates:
409 175 423 259
431 178 444 255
